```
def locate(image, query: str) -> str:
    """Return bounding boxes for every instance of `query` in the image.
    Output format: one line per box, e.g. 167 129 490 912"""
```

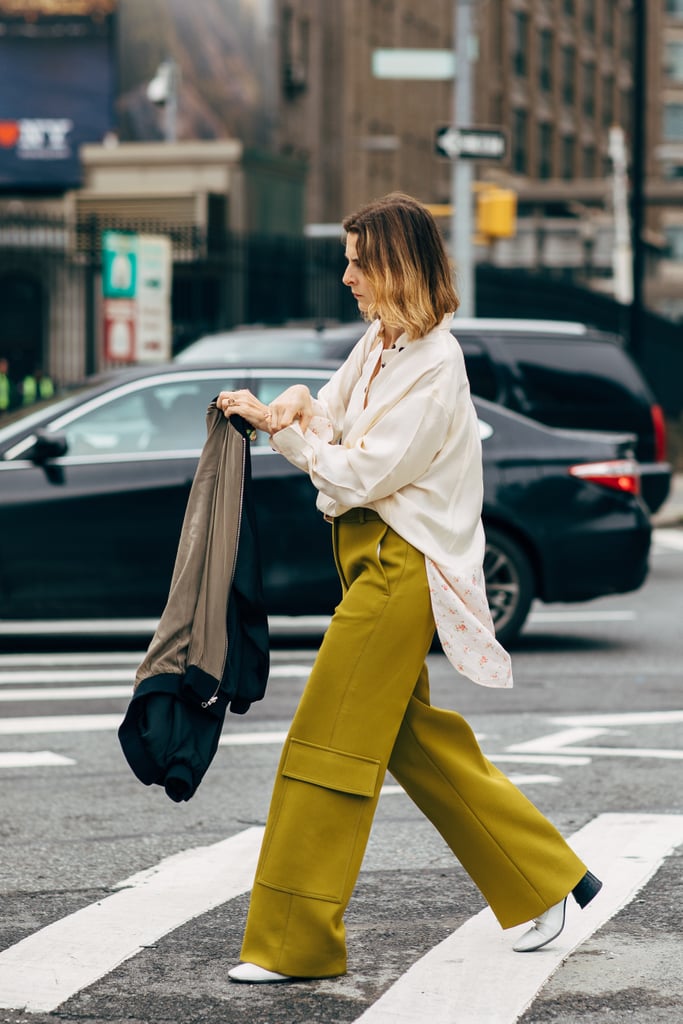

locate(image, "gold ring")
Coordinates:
227 397 235 406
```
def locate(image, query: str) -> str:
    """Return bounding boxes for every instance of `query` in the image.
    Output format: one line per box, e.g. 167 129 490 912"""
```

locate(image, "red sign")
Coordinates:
103 299 136 364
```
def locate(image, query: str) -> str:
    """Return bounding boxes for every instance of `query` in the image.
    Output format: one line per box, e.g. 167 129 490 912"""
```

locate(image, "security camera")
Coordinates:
147 62 172 106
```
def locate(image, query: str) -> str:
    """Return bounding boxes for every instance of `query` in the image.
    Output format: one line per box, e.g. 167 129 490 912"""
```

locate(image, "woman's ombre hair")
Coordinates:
342 192 459 340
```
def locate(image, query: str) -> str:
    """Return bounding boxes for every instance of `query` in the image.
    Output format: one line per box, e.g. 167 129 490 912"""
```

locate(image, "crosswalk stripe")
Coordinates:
652 528 683 552
0 670 134 686
0 686 131 702
0 827 264 1013
0 664 311 686
0 715 122 735
352 813 683 1024
0 751 76 768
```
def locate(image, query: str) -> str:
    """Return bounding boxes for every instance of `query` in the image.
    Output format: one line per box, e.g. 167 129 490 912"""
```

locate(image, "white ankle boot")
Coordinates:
513 897 567 953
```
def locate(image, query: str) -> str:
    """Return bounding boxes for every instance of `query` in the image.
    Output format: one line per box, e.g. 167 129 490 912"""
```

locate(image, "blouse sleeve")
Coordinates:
271 387 450 507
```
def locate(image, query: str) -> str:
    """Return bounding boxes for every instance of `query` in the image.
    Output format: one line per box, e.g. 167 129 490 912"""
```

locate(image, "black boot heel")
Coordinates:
572 869 603 908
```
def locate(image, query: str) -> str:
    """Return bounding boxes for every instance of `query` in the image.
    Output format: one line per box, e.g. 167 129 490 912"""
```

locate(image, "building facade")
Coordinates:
274 1 683 319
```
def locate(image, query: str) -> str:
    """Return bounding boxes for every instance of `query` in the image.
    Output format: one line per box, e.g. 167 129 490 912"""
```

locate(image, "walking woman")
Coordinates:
217 192 601 983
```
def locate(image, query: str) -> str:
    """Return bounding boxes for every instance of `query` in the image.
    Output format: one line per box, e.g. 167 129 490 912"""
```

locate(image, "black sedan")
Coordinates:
0 362 651 644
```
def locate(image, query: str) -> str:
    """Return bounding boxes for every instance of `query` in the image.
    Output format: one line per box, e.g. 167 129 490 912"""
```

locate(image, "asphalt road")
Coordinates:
0 526 681 1024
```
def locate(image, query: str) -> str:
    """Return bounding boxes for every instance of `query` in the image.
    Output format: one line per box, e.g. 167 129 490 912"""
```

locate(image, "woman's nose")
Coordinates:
342 266 354 286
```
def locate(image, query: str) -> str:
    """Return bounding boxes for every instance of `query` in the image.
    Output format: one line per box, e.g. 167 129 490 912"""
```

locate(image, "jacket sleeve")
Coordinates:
271 389 450 507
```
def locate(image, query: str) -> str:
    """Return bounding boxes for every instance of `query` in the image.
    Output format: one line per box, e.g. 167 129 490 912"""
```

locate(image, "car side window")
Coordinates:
508 340 635 425
59 378 237 456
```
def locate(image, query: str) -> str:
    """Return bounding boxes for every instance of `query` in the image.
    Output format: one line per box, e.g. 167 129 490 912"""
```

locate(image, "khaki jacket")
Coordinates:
119 405 270 801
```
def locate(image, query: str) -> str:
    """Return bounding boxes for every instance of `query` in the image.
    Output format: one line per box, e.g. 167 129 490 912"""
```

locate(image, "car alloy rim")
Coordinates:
483 542 520 633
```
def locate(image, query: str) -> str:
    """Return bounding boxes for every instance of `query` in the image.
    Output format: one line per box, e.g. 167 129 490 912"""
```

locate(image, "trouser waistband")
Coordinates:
326 507 382 524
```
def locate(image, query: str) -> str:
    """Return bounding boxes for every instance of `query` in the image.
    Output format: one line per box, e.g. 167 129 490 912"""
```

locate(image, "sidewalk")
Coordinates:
652 472 683 528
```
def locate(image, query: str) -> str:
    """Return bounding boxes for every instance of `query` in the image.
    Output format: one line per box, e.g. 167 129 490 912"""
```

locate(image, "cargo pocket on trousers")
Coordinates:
258 738 381 903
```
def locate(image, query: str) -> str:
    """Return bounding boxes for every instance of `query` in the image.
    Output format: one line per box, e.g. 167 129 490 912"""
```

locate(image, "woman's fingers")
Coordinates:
217 390 271 432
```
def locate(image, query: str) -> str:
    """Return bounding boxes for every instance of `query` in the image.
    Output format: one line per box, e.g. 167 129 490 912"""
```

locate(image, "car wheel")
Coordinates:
483 526 534 646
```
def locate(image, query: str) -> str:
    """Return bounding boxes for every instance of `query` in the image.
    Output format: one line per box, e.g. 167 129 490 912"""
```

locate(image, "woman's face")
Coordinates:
342 232 374 315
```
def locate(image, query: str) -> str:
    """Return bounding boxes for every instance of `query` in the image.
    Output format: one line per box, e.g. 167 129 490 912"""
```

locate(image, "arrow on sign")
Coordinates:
435 126 507 160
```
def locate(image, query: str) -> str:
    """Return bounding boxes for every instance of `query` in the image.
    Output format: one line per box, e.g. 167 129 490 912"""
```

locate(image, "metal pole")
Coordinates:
629 0 646 361
452 0 474 316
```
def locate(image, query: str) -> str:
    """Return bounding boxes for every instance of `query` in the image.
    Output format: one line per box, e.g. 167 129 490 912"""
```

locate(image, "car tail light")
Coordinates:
651 404 667 463
568 458 640 495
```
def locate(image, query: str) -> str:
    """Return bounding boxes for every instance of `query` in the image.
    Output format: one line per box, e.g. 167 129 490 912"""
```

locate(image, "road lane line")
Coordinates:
352 813 683 1024
0 751 76 768
0 686 131 702
507 727 610 753
0 670 134 685
0 827 264 1013
0 665 312 686
550 745 683 760
0 715 122 735
0 654 144 668
652 528 683 551
553 710 683 727
528 610 635 623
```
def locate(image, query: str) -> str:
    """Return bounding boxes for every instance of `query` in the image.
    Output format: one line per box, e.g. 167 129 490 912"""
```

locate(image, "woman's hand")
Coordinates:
267 385 314 433
216 389 272 433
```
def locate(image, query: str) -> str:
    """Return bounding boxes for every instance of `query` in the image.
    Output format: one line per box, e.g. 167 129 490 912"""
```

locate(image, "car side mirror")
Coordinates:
31 430 68 464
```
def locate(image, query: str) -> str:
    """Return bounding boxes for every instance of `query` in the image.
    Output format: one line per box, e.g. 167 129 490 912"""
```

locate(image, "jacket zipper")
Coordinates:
202 430 247 709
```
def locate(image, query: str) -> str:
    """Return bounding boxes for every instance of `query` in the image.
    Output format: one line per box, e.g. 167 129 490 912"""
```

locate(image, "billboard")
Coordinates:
0 5 116 190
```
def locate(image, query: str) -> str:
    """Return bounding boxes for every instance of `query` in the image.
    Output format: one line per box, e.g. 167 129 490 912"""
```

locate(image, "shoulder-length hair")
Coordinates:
342 192 459 340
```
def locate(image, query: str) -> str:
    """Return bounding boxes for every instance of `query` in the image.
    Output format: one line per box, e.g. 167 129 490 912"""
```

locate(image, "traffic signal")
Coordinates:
476 187 517 239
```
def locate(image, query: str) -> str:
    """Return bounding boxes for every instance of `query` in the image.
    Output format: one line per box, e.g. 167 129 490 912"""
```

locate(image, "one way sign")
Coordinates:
435 125 507 160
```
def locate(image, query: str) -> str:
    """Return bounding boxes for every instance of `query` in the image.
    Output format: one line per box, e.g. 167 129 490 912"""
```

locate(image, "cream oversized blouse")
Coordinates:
271 313 513 688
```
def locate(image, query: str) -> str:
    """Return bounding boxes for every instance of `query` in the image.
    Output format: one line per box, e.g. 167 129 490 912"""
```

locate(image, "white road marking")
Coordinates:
0 751 75 768
0 686 131 702
490 753 591 766
352 813 683 1024
0 653 144 668
528 610 635 624
0 715 122 735
0 664 311 686
219 730 287 747
553 710 683 727
0 670 133 686
508 721 683 761
0 827 264 1014
652 528 683 551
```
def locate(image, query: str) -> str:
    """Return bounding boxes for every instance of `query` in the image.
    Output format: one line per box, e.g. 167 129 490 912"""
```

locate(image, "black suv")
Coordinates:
178 318 671 512
447 319 671 514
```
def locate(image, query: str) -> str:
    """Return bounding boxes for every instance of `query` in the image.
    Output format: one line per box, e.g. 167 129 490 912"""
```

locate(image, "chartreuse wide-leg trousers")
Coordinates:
239 509 587 978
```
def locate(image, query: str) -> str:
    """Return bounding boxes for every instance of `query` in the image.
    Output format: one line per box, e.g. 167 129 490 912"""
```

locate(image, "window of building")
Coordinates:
603 7 614 46
583 64 595 117
583 5 595 34
582 145 596 178
666 0 683 15
603 76 614 127
538 122 553 179
513 11 529 77
664 103 683 140
665 41 683 82
539 29 553 92
563 0 575 15
561 135 575 179
562 46 575 105
664 225 683 259
512 108 528 174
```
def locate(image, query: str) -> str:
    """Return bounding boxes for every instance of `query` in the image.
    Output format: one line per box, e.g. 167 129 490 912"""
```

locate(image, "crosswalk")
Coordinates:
1 633 682 1022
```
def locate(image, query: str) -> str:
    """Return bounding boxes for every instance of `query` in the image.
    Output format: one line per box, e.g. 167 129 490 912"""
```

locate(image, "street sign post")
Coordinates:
435 125 507 160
